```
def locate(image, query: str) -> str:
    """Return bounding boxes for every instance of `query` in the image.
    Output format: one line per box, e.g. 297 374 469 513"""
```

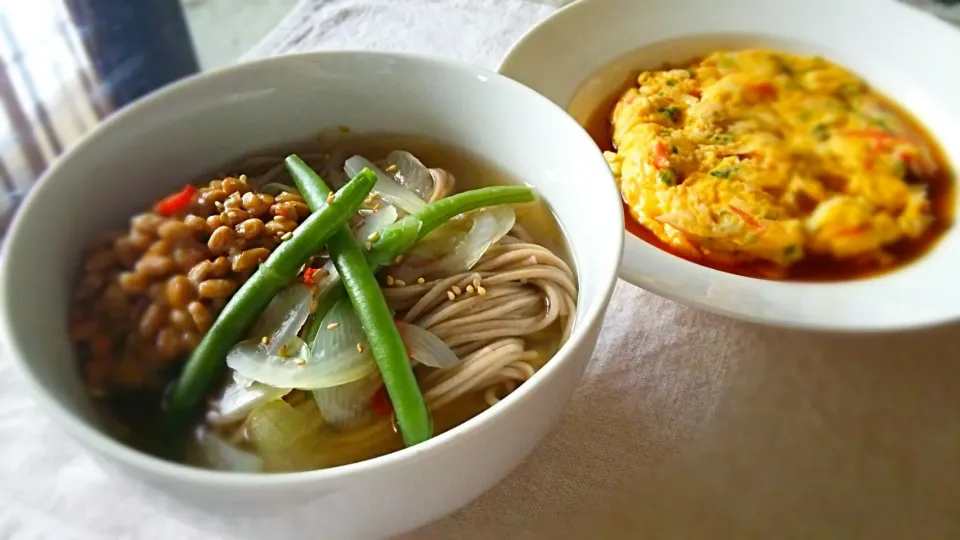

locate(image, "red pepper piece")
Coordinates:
651 141 670 170
302 267 320 285
748 82 777 99
372 385 393 415
154 185 197 216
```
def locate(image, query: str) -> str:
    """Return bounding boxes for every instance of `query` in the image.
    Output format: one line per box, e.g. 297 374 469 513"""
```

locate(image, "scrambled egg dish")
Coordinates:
604 49 941 269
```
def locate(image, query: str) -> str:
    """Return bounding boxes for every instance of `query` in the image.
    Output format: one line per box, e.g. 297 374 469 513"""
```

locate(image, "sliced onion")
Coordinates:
311 370 383 430
306 298 379 388
397 322 461 368
244 399 326 471
353 203 398 243
345 155 427 214
247 283 313 356
197 429 264 472
227 337 315 388
259 183 300 196
386 150 434 200
391 206 515 282
209 371 290 426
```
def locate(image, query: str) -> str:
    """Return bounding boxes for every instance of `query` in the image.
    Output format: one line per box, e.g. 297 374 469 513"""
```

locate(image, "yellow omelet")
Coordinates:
605 49 938 268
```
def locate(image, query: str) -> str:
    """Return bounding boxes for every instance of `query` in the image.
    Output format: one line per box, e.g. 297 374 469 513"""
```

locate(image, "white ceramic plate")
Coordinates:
499 0 960 331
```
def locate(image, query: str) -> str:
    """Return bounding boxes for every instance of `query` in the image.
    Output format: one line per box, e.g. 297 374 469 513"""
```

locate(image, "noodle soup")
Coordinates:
69 135 577 472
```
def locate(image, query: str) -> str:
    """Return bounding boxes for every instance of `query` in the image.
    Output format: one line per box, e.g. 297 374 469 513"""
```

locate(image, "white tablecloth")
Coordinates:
3 0 960 538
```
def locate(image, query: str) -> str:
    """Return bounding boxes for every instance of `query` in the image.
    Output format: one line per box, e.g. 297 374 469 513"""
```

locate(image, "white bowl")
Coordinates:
499 0 960 331
0 52 622 539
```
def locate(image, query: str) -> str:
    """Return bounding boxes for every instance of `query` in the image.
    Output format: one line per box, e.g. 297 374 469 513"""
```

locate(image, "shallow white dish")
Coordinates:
499 0 960 331
0 52 622 539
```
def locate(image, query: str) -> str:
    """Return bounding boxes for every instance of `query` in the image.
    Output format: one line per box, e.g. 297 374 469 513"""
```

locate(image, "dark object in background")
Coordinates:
64 0 200 111
935 0 960 5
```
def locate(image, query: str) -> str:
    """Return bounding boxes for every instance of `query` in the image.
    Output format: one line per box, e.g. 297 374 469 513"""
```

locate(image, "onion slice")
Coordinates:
208 371 290 426
305 298 379 388
345 155 426 214
391 206 515 282
397 322 460 368
386 150 434 201
197 429 264 472
354 204 399 243
311 370 383 430
247 283 313 356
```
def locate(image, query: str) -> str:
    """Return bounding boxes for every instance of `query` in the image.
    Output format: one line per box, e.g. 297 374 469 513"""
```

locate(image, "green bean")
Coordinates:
163 168 377 429
328 229 431 445
286 155 431 445
409 185 537 237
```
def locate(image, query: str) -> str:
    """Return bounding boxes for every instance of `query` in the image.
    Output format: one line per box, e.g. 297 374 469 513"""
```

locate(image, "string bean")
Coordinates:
286 155 431 445
163 168 377 429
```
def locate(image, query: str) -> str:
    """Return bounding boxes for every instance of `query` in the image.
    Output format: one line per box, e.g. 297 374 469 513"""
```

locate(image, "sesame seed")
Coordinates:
451 285 462 295
394 255 404 264
364 197 373 206
365 241 372 251
367 231 380 242
215 201 224 210
238 174 248 183
359 208 375 216
446 291 456 301
370 191 380 199
327 322 340 330
417 277 425 285
294 358 306 366
466 285 475 293
326 192 336 204
477 286 487 296
281 232 293 241
356 343 365 353
473 277 481 289
394 279 406 287
386 275 395 286
479 208 486 213
372 203 381 211
385 164 398 173
278 345 288 357
261 336 270 345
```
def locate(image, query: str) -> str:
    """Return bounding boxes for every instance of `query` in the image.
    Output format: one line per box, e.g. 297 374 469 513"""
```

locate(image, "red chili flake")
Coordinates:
154 185 197 216
302 267 320 285
372 386 393 415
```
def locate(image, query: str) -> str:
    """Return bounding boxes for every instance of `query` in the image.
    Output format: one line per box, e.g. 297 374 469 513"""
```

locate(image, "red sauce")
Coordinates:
587 68 956 282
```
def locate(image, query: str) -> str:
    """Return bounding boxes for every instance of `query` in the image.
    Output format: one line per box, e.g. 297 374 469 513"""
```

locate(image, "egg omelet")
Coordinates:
604 49 938 268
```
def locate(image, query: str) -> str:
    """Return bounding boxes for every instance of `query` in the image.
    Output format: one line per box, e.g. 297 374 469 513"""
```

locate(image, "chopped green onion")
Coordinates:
811 123 830 141
709 166 739 179
659 106 681 123
656 169 676 186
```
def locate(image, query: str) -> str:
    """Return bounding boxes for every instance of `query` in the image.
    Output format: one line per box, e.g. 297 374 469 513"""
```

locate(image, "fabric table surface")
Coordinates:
2 0 960 538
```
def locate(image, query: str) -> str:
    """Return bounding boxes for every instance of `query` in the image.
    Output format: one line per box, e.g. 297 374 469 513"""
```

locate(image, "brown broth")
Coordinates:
586 65 956 282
